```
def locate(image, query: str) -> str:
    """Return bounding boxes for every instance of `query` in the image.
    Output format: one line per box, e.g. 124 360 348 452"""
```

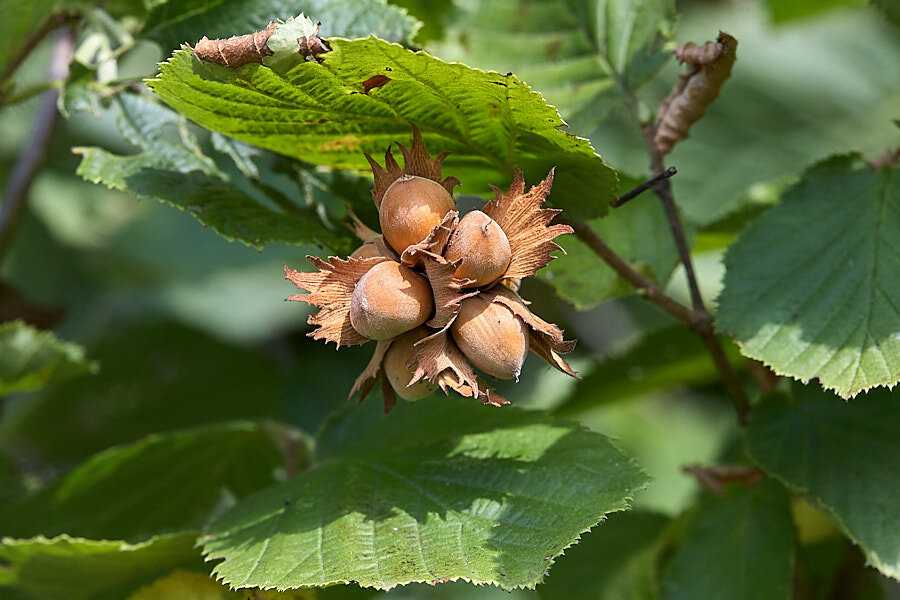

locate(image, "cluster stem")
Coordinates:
570 90 751 425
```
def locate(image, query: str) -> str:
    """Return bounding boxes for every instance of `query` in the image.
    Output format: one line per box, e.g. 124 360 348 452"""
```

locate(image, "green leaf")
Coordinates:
539 511 670 600
872 0 900 25
717 155 900 399
746 383 900 581
202 398 648 591
148 40 617 219
387 0 454 43
765 0 867 23
142 0 420 52
591 0 676 88
441 0 674 129
0 0 62 78
3 422 288 540
0 533 205 600
128 569 313 599
553 327 742 416
0 321 97 396
0 321 285 463
538 174 680 309
75 93 353 252
661 480 795 600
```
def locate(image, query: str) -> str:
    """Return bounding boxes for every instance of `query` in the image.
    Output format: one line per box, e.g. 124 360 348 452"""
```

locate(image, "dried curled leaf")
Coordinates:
410 331 508 407
483 169 573 280
284 256 387 347
349 339 393 406
655 32 738 155
192 15 329 69
193 22 276 68
365 126 459 208
487 287 577 378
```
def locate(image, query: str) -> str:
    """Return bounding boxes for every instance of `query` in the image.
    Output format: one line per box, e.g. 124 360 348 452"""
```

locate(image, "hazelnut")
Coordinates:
444 210 511 286
384 328 435 401
380 175 455 254
350 261 433 340
350 242 382 259
450 295 528 380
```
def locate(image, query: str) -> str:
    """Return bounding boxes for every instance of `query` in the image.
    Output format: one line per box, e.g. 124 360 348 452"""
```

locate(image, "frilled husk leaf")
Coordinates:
365 126 459 208
486 287 577 378
483 169 573 280
284 256 387 347
399 211 477 330
410 330 508 407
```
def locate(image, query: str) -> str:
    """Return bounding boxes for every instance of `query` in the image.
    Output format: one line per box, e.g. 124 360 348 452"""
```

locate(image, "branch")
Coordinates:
682 464 763 495
0 11 77 92
0 27 75 260
563 217 697 327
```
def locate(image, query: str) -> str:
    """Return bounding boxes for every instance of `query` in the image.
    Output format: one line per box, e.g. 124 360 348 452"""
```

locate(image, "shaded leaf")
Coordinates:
0 321 96 397
75 93 353 252
143 0 420 52
554 327 742 416
0 321 284 463
717 155 900 399
0 533 204 600
765 0 867 23
747 383 900 581
539 510 670 600
3 422 287 540
202 398 647 591
128 569 313 599
661 480 794 600
149 39 617 219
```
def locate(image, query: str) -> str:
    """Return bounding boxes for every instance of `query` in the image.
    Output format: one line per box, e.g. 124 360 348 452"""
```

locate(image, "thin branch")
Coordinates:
682 464 763 495
0 11 77 92
562 217 697 327
0 27 75 260
610 166 678 208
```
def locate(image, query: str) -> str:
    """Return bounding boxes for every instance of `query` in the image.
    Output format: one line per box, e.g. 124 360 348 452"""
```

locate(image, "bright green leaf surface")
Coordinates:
0 321 96 396
539 174 679 309
202 398 647 591
3 422 285 540
0 321 285 463
539 510 669 600
765 0 867 23
0 533 204 600
148 39 617 219
747 384 900 580
554 327 742 416
661 480 794 600
717 155 900 399
143 0 420 53
75 93 352 252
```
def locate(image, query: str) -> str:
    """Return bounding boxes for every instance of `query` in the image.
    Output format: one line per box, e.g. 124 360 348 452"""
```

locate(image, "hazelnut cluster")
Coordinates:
285 129 576 411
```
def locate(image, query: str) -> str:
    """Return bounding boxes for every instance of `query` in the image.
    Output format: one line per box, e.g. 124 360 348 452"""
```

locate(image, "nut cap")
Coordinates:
350 261 433 340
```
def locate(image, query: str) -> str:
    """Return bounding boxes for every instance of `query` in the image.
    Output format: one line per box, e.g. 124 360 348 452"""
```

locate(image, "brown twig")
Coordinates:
610 166 678 208
562 217 697 327
0 11 77 93
0 27 75 261
682 464 763 495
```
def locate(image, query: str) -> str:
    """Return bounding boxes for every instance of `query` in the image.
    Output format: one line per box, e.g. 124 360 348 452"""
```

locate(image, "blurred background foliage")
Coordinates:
0 0 898 598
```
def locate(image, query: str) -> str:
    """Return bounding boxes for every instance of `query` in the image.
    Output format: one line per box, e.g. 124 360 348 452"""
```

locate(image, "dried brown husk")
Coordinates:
410 330 508 407
365 127 459 208
655 32 738 155
284 256 387 347
349 339 393 401
400 211 477 330
483 169 573 280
